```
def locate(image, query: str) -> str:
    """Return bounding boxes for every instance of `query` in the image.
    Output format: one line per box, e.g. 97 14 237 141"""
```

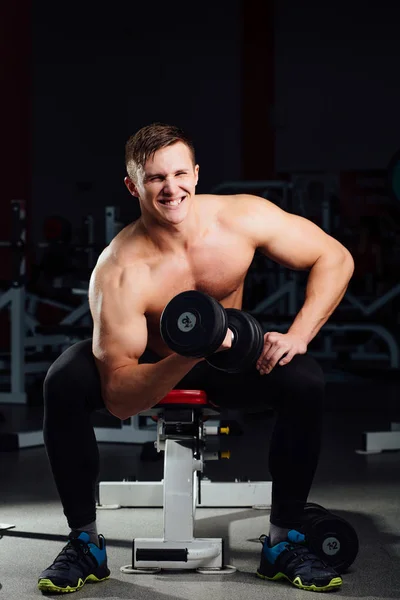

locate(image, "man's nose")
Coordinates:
163 176 178 195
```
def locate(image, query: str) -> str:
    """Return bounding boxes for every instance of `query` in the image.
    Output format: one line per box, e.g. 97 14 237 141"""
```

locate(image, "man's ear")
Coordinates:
124 176 139 197
194 164 199 186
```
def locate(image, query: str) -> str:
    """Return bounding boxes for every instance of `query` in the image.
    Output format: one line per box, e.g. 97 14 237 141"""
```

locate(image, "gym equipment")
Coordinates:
0 202 105 408
99 389 272 574
0 203 95 450
160 291 228 358
99 390 271 511
160 291 264 372
206 309 264 373
0 203 154 449
300 502 359 573
356 421 400 454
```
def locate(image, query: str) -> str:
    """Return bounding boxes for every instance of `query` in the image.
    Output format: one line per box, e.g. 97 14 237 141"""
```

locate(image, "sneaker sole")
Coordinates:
38 573 110 593
256 570 343 592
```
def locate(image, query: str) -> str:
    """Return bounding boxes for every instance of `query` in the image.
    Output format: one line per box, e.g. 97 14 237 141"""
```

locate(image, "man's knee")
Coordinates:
44 352 74 403
44 339 100 410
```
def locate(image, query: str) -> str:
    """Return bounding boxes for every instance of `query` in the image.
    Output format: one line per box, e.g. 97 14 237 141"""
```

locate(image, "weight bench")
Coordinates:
98 389 272 573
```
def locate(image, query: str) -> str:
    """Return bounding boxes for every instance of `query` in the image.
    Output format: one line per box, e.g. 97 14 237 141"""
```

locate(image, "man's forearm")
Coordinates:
104 354 201 420
288 251 354 345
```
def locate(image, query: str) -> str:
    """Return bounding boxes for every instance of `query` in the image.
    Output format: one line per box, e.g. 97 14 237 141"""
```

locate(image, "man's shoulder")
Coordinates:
196 193 243 203
93 224 151 284
110 220 151 260
198 193 270 210
204 193 273 223
196 193 255 215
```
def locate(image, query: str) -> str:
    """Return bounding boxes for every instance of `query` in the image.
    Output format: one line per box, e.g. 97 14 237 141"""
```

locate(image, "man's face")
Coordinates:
125 142 199 225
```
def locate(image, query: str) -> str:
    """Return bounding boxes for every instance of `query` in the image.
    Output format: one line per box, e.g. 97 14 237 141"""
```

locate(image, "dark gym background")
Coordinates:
1 1 400 599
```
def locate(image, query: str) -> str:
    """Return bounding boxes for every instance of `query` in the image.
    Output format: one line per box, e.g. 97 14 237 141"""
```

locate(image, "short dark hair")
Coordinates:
125 123 196 182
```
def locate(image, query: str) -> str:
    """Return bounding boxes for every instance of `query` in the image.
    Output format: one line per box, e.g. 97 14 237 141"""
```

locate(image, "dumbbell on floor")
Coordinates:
160 290 264 373
300 502 359 573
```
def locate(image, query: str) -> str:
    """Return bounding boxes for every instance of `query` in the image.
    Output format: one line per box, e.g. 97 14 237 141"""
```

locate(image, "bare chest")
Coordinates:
145 244 254 348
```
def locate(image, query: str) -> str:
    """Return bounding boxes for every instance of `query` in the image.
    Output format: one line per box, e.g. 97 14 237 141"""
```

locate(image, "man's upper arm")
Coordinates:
89 259 149 386
238 194 351 270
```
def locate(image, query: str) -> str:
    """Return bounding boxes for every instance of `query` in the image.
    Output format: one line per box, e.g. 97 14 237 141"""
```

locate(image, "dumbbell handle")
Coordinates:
217 328 235 353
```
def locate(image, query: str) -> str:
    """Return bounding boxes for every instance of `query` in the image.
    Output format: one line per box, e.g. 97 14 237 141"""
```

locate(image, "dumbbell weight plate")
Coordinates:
160 290 228 358
304 514 359 573
303 502 330 517
206 309 264 373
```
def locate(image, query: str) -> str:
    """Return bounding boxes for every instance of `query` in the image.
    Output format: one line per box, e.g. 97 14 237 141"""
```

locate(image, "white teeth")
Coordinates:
162 197 183 206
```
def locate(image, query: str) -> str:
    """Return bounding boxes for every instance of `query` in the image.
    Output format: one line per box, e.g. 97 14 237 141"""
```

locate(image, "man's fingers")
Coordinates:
259 341 289 364
257 341 272 365
257 331 306 374
258 348 288 374
279 351 294 366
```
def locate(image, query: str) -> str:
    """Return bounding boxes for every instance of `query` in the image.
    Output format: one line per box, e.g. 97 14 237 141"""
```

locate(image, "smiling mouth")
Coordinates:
159 195 186 207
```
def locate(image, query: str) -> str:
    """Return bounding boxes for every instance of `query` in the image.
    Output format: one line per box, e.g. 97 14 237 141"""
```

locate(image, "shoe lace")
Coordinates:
284 542 329 568
258 534 329 569
50 539 90 571
258 534 267 545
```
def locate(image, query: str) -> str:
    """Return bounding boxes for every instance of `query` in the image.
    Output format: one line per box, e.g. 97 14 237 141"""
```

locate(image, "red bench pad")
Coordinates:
156 389 208 406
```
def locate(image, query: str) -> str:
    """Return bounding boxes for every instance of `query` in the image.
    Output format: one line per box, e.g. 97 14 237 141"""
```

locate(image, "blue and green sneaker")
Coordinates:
38 531 110 593
257 529 342 592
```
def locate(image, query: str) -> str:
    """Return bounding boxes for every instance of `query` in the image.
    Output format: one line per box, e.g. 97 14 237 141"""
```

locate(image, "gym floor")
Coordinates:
1 378 399 599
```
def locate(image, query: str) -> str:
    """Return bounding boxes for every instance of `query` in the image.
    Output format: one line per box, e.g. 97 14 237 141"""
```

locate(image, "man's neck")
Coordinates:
140 207 201 254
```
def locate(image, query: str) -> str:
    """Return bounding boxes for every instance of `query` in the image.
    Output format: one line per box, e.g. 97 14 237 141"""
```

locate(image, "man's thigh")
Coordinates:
175 354 323 412
138 349 323 412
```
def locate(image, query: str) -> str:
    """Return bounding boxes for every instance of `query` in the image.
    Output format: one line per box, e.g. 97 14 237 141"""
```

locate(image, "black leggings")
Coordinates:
43 339 325 530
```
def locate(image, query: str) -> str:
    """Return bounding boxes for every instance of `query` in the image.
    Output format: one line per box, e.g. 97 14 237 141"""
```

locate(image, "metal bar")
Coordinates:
0 288 12 311
252 281 295 314
163 439 194 541
24 335 70 347
26 292 74 312
94 415 156 445
0 360 52 373
362 283 400 316
363 431 400 453
17 430 44 448
105 206 118 244
10 287 26 403
98 480 272 508
10 200 26 288
0 392 26 403
60 301 89 325
350 352 392 362
345 285 400 317
325 324 399 368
